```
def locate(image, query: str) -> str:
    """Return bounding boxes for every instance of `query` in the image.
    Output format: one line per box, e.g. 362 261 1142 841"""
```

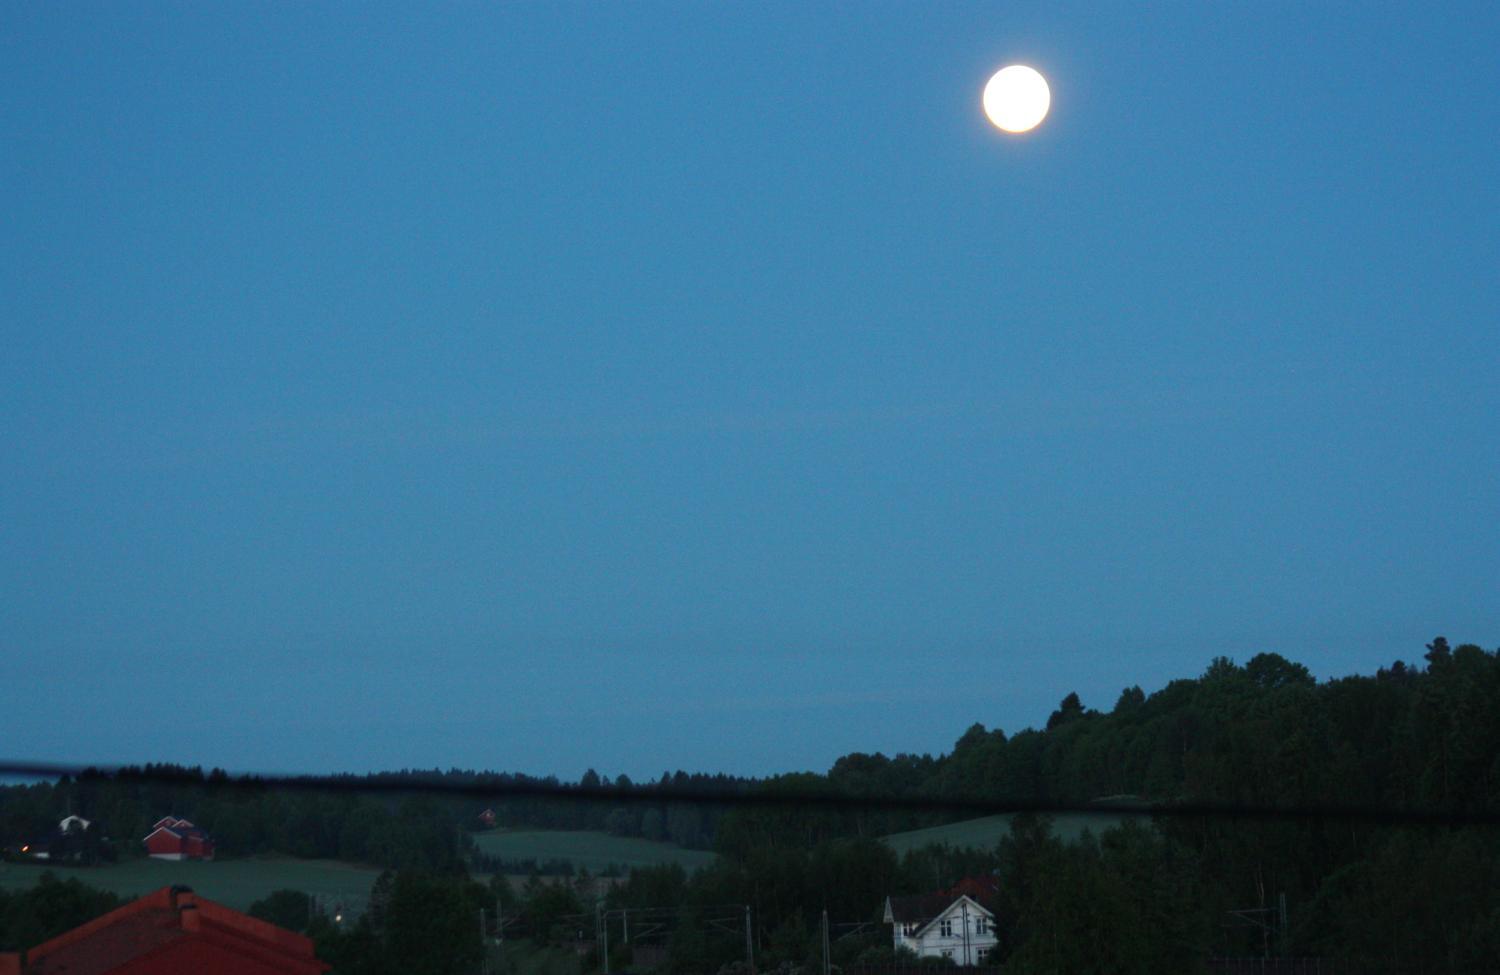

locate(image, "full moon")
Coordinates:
982 65 1051 134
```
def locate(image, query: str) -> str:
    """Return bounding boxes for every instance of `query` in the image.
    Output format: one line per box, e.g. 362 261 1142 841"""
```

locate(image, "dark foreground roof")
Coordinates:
2 886 327 975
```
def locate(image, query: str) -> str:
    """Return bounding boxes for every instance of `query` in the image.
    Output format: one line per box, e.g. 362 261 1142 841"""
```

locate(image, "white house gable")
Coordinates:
885 893 997 965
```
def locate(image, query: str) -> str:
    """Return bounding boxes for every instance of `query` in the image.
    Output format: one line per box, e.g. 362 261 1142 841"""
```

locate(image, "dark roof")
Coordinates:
886 893 960 925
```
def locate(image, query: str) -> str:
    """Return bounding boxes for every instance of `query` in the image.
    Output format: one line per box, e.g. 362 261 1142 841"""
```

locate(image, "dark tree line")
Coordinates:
705 640 1500 835
1 773 469 873
0 766 747 867
474 768 741 849
302 871 494 975
4 638 1499 972
0 874 125 952
700 638 1500 973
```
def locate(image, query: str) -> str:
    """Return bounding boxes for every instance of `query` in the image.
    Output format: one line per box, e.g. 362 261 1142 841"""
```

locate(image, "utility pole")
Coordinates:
1226 906 1277 958
1278 892 1288 956
821 910 831 975
961 900 971 967
480 908 489 975
496 897 506 974
744 905 755 974
598 902 610 975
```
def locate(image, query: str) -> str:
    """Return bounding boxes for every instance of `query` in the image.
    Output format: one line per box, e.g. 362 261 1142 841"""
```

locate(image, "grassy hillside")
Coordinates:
0 857 383 914
881 811 1145 855
471 830 716 873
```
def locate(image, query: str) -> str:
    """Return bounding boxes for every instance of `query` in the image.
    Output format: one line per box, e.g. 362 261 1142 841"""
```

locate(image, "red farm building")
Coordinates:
142 817 215 861
0 885 328 975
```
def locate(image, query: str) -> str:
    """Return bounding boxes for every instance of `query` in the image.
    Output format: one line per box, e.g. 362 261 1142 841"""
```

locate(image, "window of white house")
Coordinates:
903 923 916 936
941 950 954 959
974 917 987 934
940 920 952 937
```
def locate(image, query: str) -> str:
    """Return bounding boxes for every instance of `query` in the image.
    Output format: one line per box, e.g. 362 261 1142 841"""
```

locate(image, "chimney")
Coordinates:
171 885 201 931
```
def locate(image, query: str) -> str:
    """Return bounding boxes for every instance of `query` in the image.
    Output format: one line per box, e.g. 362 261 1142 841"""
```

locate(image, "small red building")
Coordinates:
477 808 497 828
0 885 328 974
143 818 215 861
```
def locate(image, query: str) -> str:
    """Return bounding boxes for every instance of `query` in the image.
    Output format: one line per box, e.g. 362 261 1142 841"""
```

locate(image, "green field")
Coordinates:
471 830 716 873
0 857 383 914
881 811 1148 854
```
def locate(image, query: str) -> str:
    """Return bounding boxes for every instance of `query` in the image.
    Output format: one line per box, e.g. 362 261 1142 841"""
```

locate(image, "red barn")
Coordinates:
0 885 328 975
143 818 215 861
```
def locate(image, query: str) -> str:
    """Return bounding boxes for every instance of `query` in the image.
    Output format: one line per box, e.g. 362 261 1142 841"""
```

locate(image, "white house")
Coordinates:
883 893 997 965
59 815 92 833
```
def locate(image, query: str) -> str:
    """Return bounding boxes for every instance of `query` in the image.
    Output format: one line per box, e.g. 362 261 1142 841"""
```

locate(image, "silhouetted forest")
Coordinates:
3 637 1498 972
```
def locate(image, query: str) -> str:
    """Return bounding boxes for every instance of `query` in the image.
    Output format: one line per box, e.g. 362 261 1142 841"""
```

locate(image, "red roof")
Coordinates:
150 818 193 831
7 886 328 975
942 875 1000 904
886 876 1001 930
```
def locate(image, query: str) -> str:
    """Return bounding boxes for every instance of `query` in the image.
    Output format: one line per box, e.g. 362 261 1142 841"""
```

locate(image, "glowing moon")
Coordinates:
982 65 1051 134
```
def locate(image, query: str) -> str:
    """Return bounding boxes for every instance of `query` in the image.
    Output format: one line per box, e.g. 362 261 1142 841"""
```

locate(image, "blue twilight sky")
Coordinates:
2 3 1496 780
